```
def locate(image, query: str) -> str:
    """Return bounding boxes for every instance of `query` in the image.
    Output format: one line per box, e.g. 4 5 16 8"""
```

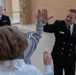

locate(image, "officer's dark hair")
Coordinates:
68 9 76 18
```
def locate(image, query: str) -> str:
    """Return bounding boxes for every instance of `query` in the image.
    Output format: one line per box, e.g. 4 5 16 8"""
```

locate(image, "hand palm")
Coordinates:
35 9 42 22
42 9 53 23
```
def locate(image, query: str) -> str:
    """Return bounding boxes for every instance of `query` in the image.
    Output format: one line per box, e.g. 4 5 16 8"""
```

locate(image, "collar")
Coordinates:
67 24 74 29
0 59 25 72
0 14 2 18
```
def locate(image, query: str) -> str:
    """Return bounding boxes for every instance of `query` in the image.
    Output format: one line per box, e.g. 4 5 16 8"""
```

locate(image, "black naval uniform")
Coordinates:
43 20 75 75
0 14 11 26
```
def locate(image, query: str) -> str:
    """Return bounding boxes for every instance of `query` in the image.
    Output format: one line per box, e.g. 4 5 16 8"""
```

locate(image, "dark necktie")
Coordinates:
67 26 71 36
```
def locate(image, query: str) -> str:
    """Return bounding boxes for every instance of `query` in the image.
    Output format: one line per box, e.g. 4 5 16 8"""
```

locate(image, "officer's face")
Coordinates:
65 11 76 26
0 7 2 15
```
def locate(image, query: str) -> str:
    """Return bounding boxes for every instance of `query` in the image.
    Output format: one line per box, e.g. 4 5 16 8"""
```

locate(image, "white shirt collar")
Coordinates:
70 24 73 29
67 24 73 28
67 24 74 35
0 59 25 72
0 14 2 17
0 14 2 19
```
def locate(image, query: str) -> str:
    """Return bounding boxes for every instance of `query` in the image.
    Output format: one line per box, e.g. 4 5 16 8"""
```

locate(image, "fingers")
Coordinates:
44 51 51 59
35 9 42 21
44 51 48 59
44 9 48 17
42 9 48 23
48 16 53 21
35 9 41 17
36 9 53 22
43 51 52 65
42 9 47 17
42 9 53 23
38 9 42 15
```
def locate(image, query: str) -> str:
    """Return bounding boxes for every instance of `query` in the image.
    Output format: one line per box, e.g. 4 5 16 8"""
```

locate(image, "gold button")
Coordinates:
70 49 72 51
63 42 65 44
62 48 64 50
71 44 73 46
61 53 63 55
68 54 71 56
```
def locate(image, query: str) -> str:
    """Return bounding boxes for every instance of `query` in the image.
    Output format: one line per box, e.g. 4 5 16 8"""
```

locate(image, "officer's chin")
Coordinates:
65 21 72 26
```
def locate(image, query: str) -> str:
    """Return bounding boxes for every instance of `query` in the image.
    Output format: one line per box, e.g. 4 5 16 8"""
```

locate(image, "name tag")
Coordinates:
59 31 65 34
3 20 7 22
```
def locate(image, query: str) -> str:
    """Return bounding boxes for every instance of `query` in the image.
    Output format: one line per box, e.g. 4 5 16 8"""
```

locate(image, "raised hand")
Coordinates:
42 9 53 23
35 9 42 22
43 51 52 65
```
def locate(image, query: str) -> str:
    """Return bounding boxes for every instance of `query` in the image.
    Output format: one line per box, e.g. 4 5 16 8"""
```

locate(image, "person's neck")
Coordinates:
67 25 71 26
66 23 73 26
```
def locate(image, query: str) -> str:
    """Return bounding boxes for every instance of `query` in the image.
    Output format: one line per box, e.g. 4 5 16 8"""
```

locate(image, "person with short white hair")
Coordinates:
0 6 11 26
